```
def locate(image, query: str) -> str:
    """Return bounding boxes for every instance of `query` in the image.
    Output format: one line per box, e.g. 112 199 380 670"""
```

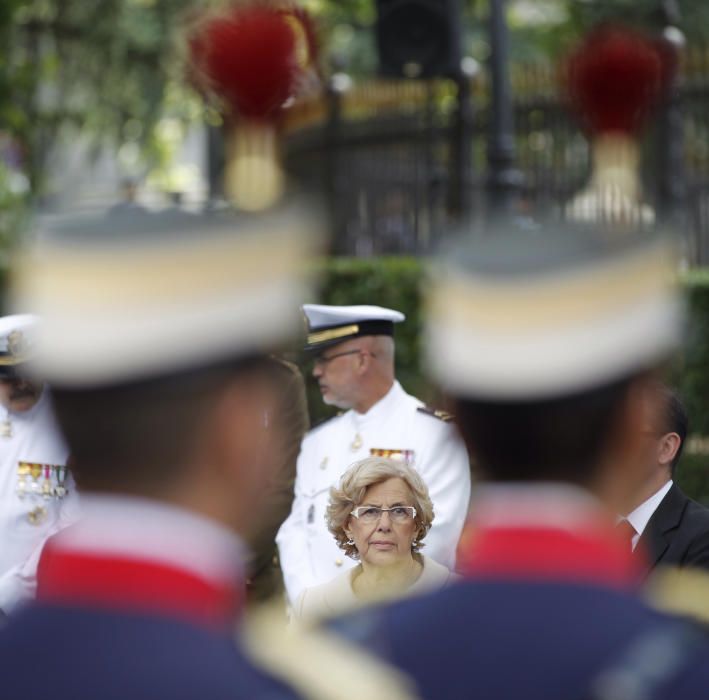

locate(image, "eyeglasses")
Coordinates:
313 349 369 368
350 506 417 523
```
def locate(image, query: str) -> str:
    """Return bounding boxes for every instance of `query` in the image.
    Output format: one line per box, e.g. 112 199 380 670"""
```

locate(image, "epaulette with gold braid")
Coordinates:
646 567 709 627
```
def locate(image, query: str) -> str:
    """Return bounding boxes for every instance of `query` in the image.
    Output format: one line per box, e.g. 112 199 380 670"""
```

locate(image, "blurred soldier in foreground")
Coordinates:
0 209 414 700
0 314 78 614
278 305 470 604
332 228 709 699
619 382 709 578
243 357 309 604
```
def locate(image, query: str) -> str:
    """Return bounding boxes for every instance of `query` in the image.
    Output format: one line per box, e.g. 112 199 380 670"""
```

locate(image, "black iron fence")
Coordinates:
282 46 709 264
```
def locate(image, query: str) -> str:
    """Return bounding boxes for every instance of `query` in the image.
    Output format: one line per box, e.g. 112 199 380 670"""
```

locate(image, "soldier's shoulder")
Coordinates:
647 566 709 627
241 603 417 700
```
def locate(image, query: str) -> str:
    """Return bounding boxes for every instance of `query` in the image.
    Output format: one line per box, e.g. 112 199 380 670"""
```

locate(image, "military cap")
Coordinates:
425 227 683 400
0 314 38 377
9 206 317 387
303 304 405 353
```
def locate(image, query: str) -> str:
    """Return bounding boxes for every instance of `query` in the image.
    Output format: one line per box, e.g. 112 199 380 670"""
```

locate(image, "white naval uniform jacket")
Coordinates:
0 389 79 612
276 381 471 604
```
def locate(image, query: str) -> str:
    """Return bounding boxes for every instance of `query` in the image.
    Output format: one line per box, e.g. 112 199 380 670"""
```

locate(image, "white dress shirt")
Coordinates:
276 380 471 604
625 480 673 551
0 388 80 611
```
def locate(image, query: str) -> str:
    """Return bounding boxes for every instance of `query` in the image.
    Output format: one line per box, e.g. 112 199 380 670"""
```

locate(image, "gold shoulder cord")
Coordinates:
239 603 419 700
645 567 709 625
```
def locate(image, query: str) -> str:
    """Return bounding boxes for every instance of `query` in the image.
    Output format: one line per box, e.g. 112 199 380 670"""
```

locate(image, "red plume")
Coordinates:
188 3 316 121
566 25 668 136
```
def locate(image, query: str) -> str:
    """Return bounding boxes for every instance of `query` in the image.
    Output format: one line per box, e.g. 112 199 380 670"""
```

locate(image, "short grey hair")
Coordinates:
326 456 434 560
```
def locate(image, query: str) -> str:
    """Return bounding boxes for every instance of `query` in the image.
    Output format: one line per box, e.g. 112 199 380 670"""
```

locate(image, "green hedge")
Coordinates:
308 258 709 505
311 257 428 401
672 271 709 504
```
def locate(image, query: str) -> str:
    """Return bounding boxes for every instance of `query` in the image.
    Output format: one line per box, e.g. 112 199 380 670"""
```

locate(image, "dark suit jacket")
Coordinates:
637 483 709 577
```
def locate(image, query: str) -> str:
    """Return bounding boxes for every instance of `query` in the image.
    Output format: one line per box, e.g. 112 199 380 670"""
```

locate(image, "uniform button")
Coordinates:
335 559 343 567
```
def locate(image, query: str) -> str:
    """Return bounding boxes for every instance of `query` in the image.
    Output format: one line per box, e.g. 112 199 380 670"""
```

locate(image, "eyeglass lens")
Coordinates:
355 506 415 523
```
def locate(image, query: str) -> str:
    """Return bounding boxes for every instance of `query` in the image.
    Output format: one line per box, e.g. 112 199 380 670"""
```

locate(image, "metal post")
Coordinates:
325 71 347 254
656 14 685 231
486 0 521 220
206 123 225 204
448 68 475 224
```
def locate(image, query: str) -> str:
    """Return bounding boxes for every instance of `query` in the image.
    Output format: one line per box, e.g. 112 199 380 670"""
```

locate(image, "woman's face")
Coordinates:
346 477 419 567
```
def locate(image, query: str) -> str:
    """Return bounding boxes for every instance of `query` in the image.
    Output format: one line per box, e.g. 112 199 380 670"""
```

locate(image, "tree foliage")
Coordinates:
1 0 708 230
0 0 199 219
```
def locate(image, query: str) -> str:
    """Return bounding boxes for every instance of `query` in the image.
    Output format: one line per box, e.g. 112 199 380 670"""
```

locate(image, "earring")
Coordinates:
346 535 355 545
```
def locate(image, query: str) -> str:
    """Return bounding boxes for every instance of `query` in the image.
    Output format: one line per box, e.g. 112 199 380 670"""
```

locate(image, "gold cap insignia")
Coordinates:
7 330 28 358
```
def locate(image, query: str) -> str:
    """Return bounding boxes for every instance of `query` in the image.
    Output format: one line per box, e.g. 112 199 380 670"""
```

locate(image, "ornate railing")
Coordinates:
282 49 709 264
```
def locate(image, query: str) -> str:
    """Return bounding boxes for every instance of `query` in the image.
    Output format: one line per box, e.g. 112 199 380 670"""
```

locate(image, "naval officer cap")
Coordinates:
425 226 684 401
0 314 38 378
303 304 405 352
9 206 318 388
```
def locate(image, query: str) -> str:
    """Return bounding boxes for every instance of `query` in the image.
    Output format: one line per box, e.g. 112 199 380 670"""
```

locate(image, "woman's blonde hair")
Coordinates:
326 456 434 560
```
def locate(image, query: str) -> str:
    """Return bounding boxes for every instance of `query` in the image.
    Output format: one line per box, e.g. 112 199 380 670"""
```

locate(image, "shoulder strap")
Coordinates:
240 603 418 700
646 567 709 626
416 406 455 423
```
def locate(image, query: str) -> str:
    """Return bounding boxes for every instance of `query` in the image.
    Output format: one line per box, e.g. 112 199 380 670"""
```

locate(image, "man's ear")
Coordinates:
658 432 681 468
594 375 654 514
355 349 372 375
208 376 276 486
203 374 281 534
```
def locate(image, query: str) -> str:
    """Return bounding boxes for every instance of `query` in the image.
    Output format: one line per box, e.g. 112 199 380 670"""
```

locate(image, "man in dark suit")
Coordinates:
622 382 709 576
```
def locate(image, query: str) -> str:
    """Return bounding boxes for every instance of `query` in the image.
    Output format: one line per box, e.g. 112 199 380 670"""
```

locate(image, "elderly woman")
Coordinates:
293 456 457 621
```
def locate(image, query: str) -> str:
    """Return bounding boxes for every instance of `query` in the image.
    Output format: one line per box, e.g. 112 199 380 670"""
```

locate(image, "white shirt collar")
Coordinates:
350 380 402 426
625 480 673 543
52 494 245 585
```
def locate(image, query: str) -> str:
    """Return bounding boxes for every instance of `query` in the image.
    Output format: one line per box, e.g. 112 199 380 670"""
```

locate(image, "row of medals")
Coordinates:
16 463 69 525
17 462 69 500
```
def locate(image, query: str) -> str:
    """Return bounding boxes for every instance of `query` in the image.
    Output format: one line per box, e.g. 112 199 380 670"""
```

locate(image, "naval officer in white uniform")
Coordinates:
0 315 78 613
277 304 471 604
